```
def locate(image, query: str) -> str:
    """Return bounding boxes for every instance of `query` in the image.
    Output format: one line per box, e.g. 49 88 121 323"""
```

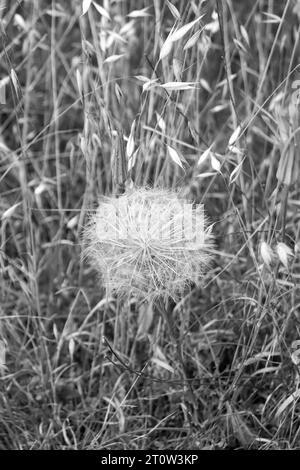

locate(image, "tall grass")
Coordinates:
0 0 299 450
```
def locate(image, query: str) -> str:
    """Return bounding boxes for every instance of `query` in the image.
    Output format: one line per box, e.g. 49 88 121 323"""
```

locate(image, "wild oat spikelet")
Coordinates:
83 188 214 301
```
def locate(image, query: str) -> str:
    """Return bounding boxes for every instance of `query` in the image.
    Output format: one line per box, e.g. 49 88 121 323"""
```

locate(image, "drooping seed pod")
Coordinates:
83 188 214 302
276 242 293 269
260 241 274 268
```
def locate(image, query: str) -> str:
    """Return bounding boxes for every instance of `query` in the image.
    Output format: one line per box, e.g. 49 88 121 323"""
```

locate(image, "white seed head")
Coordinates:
83 188 214 301
260 241 274 267
1 202 21 220
276 242 293 269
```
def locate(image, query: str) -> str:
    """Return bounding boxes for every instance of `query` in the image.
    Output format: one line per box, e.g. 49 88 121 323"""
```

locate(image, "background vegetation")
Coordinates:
0 0 300 449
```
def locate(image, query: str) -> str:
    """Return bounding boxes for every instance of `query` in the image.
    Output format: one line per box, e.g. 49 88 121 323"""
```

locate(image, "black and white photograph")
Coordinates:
0 0 300 453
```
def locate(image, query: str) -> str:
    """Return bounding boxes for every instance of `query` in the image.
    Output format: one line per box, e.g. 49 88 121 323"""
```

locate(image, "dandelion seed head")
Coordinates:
83 188 214 301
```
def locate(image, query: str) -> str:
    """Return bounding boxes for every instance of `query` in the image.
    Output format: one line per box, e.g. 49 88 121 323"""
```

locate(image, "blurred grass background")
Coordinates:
0 0 300 449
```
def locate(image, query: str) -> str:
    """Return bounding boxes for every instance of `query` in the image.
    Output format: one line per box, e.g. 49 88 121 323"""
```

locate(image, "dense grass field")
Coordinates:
0 0 300 450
